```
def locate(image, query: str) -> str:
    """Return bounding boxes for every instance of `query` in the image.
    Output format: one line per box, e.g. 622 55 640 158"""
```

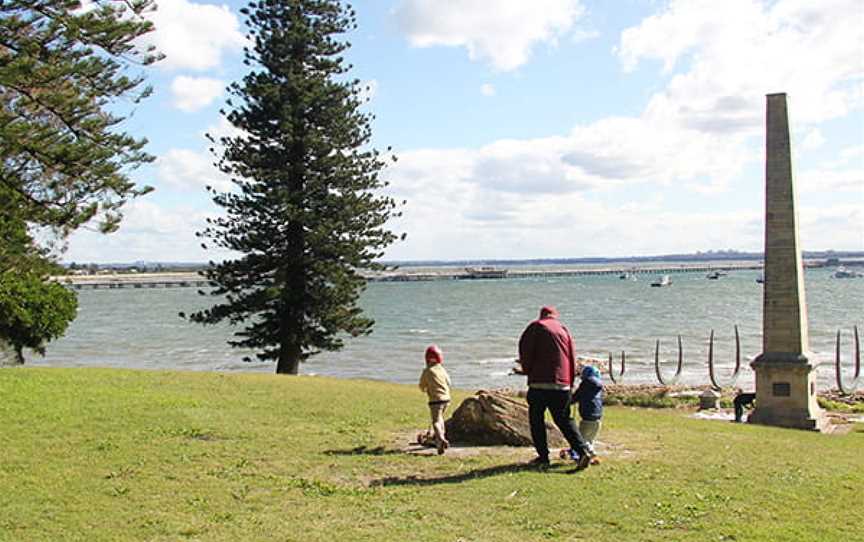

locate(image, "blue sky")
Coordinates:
65 0 864 263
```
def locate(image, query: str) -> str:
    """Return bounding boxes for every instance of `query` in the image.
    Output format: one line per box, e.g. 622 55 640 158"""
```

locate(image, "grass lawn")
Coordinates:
1 368 862 541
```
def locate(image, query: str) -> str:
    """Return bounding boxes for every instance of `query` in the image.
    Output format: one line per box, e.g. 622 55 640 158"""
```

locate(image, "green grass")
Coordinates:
1 368 862 541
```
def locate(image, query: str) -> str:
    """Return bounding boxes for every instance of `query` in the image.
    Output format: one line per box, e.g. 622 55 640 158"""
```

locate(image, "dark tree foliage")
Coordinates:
189 0 403 375
0 1 158 362
0 184 56 275
0 271 77 364
0 0 162 236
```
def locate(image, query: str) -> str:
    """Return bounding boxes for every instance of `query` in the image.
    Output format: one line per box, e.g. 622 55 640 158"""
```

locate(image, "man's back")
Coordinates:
518 316 575 388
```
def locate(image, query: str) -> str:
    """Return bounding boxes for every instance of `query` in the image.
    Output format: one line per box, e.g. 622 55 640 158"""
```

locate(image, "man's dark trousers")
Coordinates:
527 388 589 460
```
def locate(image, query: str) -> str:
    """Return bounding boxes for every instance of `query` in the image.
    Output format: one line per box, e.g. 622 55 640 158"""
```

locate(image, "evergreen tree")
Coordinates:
189 0 403 375
0 0 161 236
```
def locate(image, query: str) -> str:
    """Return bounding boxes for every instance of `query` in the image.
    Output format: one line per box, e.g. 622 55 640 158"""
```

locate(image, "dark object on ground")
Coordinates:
734 392 757 422
575 451 591 470
528 456 550 468
445 391 566 447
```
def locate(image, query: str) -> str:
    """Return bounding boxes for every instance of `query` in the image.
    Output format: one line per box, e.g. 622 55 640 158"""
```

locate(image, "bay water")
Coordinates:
33 265 862 391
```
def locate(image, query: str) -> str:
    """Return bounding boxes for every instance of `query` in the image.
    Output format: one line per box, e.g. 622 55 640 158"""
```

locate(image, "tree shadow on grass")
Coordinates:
369 462 586 487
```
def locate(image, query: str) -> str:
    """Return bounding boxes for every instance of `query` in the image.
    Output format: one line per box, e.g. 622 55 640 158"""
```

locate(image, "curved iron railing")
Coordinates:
607 351 626 384
835 325 861 395
708 326 742 391
654 335 683 386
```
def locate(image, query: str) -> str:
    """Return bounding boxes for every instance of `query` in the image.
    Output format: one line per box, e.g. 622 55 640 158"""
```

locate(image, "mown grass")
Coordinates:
1 368 861 542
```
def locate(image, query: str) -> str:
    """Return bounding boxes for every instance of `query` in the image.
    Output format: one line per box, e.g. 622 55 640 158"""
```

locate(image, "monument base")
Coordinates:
748 353 827 432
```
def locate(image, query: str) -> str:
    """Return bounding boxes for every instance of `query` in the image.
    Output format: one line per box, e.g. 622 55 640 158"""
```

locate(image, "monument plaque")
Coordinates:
748 93 826 431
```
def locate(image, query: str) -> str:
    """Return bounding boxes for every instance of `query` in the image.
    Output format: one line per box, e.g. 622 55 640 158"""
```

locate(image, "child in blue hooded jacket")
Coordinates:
562 365 604 463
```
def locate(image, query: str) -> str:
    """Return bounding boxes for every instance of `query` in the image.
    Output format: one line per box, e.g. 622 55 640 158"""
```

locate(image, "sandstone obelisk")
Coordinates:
748 93 826 431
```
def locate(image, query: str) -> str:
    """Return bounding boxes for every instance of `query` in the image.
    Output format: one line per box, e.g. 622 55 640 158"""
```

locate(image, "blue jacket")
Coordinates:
572 371 603 421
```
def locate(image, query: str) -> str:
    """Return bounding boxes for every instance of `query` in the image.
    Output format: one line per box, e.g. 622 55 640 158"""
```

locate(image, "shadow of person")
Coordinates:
369 461 584 487
323 445 406 456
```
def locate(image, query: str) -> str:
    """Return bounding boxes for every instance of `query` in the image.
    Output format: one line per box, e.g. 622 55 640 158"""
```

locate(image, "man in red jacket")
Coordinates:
518 306 590 469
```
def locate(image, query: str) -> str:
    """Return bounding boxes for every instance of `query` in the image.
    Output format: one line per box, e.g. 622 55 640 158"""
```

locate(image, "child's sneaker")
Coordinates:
436 438 449 455
558 448 579 461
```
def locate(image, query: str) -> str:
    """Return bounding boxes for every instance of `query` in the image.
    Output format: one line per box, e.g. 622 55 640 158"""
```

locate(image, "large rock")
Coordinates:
444 390 566 447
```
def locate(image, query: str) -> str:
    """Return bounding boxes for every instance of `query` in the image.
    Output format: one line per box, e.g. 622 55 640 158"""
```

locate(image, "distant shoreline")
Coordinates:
53 256 861 288
60 250 864 271
57 261 769 288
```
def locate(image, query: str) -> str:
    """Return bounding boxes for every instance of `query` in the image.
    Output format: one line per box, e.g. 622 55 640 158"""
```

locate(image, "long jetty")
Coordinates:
371 262 766 282
56 262 770 289
57 273 211 290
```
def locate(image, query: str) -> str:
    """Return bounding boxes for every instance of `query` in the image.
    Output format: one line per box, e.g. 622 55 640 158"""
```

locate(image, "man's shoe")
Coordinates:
575 451 591 470
528 456 550 468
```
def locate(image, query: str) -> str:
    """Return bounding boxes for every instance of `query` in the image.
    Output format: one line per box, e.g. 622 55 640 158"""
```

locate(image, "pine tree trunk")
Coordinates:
276 342 300 375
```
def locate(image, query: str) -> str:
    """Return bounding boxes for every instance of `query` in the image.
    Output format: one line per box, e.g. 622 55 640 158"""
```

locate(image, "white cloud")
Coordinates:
394 0 586 71
800 128 826 151
381 120 758 260
838 144 864 165
480 83 496 97
800 203 864 250
798 167 864 193
156 149 234 192
64 200 235 263
171 76 224 112
617 0 864 132
142 0 246 71
382 145 770 259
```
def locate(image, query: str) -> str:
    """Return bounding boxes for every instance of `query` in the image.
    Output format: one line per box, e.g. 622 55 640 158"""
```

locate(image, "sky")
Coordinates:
63 0 864 264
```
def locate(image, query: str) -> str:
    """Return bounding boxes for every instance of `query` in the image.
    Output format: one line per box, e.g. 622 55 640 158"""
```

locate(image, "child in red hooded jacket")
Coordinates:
419 344 451 454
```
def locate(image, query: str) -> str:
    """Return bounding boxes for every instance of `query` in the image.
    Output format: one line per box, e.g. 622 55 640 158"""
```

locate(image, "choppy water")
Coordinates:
31 265 863 391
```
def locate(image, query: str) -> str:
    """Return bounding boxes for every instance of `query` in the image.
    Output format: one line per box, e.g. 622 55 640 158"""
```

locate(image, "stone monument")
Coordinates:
748 93 826 431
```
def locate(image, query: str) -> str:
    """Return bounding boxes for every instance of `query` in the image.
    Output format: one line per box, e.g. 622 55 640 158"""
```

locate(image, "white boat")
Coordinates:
833 266 862 278
460 266 508 279
650 275 672 287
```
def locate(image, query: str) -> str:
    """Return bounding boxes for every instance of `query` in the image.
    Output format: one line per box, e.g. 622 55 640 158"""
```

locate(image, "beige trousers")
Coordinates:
429 401 449 445
579 419 602 455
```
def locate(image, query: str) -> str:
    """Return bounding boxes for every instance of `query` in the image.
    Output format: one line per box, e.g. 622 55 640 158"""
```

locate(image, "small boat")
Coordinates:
650 275 672 287
460 266 508 279
756 274 764 284
619 272 629 280
833 266 862 278
706 271 721 280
